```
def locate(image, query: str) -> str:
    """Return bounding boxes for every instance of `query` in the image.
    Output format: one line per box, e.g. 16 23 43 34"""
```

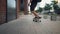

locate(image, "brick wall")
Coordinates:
0 0 7 24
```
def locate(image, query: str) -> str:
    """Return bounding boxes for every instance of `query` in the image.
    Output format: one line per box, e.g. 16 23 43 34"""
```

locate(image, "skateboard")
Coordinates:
33 17 41 22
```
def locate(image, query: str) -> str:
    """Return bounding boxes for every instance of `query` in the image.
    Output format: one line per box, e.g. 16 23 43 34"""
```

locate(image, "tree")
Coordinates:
44 4 52 11
51 1 59 10
36 7 43 13
51 1 60 14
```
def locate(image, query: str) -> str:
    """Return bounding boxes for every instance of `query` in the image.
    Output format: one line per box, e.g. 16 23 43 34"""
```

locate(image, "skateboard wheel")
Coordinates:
33 18 37 22
40 20 41 22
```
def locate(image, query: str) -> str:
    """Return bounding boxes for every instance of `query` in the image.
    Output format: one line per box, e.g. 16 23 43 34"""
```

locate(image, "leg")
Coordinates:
32 11 40 18
30 3 41 18
30 3 41 22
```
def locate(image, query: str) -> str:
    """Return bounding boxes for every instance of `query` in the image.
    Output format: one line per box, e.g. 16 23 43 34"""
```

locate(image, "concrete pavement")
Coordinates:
0 15 60 34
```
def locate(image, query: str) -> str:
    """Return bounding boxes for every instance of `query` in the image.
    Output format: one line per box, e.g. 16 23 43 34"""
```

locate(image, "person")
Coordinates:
29 0 42 19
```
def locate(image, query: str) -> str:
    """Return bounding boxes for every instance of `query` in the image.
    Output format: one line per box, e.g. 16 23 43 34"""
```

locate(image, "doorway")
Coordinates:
6 0 29 22
7 0 16 22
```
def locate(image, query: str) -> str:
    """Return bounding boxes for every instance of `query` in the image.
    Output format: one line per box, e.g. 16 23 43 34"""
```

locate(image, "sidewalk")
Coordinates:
0 15 60 34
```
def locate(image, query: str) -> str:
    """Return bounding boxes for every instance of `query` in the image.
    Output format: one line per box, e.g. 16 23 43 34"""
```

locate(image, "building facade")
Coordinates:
0 0 28 24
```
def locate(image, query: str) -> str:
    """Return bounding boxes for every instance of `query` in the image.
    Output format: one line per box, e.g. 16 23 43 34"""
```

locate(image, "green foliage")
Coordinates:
36 7 43 13
51 1 58 4
44 4 52 10
51 1 59 10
